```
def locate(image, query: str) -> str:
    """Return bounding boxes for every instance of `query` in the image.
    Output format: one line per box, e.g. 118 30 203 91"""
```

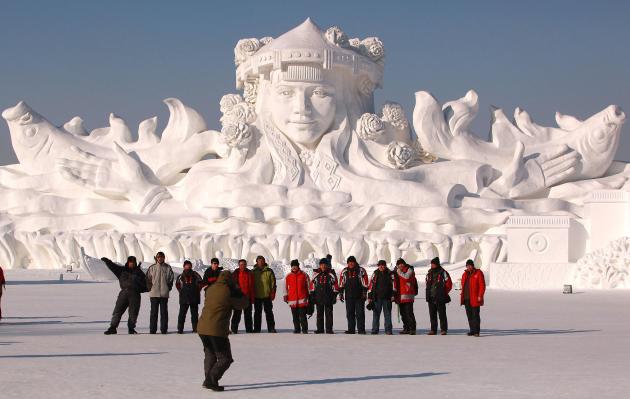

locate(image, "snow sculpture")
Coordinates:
0 19 628 284
573 237 630 288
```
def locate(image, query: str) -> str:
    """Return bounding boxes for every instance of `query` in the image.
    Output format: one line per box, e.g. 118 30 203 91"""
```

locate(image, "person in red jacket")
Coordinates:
0 265 5 320
231 259 255 333
394 258 417 335
461 259 486 337
283 259 310 334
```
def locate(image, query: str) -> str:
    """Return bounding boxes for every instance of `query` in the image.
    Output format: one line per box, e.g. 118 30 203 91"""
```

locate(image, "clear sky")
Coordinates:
1 0 628 165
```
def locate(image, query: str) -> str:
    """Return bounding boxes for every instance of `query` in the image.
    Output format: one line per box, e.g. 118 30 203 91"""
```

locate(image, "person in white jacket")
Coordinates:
146 251 174 334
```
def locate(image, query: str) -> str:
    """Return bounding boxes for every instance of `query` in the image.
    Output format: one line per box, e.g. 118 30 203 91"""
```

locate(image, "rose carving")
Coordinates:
381 102 409 130
221 122 252 148
219 94 244 114
325 26 349 48
220 102 256 126
387 141 414 169
359 37 385 62
356 113 385 141
234 38 261 66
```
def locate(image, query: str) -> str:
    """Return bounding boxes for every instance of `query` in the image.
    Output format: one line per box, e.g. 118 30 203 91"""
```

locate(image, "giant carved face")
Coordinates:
268 76 337 149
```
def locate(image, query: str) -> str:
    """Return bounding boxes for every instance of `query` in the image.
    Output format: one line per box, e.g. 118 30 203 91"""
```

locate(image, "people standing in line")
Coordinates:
197 270 249 392
176 260 204 334
283 259 310 334
310 258 339 334
252 255 277 333
394 258 417 335
425 257 452 335
0 265 5 320
146 251 175 334
203 258 223 289
102 256 147 335
338 256 369 334
230 259 255 334
368 260 396 335
461 259 486 337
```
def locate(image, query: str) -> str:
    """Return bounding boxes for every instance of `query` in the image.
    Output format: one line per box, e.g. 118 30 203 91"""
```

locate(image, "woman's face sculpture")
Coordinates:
268 77 337 149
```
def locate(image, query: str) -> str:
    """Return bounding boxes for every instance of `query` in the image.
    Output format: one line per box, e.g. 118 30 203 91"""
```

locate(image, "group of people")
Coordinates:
283 255 485 337
99 251 486 391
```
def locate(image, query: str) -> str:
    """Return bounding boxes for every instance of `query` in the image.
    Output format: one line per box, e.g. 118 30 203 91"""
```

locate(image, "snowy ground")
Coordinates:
1 271 629 398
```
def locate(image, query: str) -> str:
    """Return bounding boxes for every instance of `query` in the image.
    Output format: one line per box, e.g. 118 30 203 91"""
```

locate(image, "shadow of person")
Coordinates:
0 352 166 359
226 372 448 391
445 328 599 336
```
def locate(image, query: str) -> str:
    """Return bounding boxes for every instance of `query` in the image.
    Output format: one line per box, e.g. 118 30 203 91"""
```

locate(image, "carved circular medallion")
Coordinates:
527 232 548 253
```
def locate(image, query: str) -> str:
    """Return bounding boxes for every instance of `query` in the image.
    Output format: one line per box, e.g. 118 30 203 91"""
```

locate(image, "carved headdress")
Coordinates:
234 18 384 97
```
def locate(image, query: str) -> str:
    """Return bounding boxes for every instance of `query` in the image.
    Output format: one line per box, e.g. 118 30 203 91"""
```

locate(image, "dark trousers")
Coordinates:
464 300 481 334
199 335 233 385
110 290 141 330
253 298 275 332
428 301 448 332
316 303 334 333
291 306 308 333
231 303 253 333
345 298 365 333
398 302 416 333
372 298 393 333
150 297 169 333
177 303 199 332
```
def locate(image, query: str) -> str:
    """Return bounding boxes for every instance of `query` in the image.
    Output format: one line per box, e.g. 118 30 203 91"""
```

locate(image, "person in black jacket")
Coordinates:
102 256 147 335
367 260 396 335
310 258 339 334
176 260 203 334
203 258 223 289
425 257 453 335
338 256 369 334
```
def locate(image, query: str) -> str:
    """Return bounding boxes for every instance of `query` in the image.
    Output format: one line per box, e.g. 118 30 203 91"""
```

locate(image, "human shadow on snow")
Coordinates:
226 372 448 391
0 352 167 359
6 280 103 285
3 316 79 319
445 328 599 336
1 320 109 326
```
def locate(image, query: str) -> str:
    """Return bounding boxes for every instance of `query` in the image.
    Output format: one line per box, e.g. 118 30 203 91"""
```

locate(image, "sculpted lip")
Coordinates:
289 120 316 125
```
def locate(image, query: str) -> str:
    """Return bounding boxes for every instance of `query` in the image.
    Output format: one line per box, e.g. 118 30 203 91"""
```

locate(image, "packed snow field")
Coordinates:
1 272 629 398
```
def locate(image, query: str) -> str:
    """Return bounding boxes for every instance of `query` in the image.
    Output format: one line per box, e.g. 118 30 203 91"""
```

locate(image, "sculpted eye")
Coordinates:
19 112 33 125
277 88 294 97
312 87 330 97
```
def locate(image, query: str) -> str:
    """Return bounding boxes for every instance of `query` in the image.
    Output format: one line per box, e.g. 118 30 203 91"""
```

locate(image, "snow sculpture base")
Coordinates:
506 216 574 263
585 190 630 252
490 262 574 290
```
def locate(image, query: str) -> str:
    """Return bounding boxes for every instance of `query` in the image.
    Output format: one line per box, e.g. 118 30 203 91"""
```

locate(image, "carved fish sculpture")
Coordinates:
2 98 222 184
413 90 625 182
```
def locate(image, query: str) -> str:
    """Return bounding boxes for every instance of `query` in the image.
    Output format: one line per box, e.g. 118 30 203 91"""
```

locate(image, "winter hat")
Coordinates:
319 258 329 266
346 255 357 263
127 256 137 266
183 260 192 267
290 259 300 267
466 259 475 267
430 257 440 266
377 260 387 266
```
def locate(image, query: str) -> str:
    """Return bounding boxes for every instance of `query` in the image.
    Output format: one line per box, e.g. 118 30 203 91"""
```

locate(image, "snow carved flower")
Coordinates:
325 26 349 48
356 113 385 141
219 94 244 114
348 38 361 50
234 38 261 66
359 37 385 62
244 80 258 105
220 102 256 126
299 149 315 166
387 141 414 169
221 122 252 148
381 102 409 130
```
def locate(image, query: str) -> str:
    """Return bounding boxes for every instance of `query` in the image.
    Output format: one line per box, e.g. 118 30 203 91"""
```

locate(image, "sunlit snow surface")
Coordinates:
1 270 629 399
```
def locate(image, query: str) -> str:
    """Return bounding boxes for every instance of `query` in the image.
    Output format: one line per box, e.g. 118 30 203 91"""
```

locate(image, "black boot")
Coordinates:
104 327 117 335
128 329 138 334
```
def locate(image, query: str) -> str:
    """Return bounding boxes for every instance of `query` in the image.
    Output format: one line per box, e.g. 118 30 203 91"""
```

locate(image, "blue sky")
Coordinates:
1 0 628 164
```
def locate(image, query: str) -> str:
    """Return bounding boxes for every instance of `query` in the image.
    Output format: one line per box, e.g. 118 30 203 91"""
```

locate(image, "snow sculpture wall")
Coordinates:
0 19 628 290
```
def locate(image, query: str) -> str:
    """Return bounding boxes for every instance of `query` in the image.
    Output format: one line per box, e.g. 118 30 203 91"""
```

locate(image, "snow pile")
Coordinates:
574 237 630 288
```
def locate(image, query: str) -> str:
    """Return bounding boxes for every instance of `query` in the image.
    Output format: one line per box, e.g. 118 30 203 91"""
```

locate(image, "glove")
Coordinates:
283 295 288 303
339 293 344 303
270 292 276 301
100 257 110 263
366 301 374 311
391 296 396 303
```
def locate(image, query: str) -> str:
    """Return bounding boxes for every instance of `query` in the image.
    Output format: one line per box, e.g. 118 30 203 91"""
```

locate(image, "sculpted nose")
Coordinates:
293 92 311 116
608 105 625 123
